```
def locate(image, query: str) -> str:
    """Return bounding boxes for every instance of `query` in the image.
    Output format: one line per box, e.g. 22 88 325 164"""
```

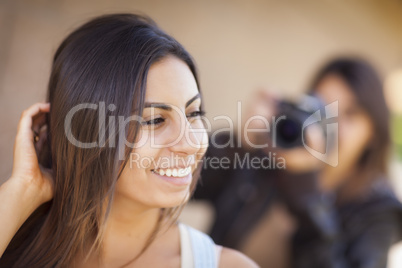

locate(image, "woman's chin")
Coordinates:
156 190 191 209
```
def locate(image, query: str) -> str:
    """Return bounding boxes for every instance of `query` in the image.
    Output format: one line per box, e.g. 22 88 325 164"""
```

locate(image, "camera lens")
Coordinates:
274 94 326 149
276 119 301 144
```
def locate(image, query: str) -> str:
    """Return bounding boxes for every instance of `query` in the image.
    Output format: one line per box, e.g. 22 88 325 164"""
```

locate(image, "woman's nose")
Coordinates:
169 119 207 156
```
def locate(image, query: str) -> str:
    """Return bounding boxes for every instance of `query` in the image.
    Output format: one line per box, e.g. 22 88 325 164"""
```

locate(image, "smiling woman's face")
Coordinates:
115 55 208 209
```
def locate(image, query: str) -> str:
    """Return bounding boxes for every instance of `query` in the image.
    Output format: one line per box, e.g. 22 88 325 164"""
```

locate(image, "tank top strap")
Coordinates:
179 223 219 268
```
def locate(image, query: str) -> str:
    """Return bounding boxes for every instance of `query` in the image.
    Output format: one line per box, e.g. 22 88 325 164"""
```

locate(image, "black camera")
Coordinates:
274 94 326 149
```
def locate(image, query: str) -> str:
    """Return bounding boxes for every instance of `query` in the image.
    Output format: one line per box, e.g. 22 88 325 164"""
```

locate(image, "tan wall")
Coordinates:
1 0 402 180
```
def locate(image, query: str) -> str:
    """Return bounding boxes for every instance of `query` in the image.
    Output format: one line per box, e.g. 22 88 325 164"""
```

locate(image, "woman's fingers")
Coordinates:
13 103 50 177
15 102 50 148
16 102 50 142
9 102 54 208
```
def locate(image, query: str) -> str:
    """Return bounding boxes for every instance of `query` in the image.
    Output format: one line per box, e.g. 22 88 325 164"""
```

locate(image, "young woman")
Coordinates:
276 57 402 268
0 14 258 268
195 57 402 268
298 57 402 268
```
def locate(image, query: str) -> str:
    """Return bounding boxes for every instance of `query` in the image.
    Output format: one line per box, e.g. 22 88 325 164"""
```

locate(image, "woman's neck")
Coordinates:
93 195 163 267
107 194 161 234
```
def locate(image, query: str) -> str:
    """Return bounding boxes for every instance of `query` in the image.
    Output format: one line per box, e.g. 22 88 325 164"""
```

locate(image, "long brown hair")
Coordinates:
309 57 391 199
1 13 202 267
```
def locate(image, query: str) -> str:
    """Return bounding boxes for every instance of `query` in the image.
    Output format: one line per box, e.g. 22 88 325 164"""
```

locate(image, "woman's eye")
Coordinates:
142 117 165 126
187 110 206 118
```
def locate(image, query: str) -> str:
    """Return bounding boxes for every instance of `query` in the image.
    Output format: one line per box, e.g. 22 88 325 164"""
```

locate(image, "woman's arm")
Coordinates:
0 102 53 257
0 178 49 257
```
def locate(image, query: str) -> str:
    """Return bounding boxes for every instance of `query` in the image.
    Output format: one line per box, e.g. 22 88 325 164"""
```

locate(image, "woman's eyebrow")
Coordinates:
144 93 201 111
144 103 172 111
185 93 201 107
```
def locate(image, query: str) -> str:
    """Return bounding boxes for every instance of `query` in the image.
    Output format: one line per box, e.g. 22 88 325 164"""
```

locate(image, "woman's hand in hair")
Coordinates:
10 102 54 205
0 102 53 257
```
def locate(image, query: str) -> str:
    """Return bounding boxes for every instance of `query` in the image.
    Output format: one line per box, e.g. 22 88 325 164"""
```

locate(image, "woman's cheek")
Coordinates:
340 115 373 156
189 120 208 153
134 129 150 148
198 128 209 155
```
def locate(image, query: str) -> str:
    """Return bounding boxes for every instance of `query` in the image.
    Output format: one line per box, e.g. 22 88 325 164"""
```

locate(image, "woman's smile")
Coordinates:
150 167 193 186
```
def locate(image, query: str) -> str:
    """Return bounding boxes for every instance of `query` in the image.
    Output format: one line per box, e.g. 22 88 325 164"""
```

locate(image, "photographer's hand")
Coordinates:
241 87 280 150
0 102 53 257
274 123 326 173
242 88 326 173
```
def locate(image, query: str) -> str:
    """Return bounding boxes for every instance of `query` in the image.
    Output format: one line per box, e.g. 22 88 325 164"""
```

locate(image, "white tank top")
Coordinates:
178 223 223 268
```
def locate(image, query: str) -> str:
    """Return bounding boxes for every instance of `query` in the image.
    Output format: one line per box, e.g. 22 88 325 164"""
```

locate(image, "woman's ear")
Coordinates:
37 115 52 170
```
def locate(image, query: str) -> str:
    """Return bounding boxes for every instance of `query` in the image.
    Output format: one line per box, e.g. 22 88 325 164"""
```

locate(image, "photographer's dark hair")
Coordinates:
0 13 201 267
309 57 391 200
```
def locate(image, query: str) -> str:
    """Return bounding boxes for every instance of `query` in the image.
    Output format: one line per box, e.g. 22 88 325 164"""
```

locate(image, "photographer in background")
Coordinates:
194 57 402 268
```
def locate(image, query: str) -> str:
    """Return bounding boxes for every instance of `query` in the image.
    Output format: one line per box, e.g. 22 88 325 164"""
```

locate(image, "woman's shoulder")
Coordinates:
218 246 259 268
178 223 258 267
341 176 402 224
363 177 402 210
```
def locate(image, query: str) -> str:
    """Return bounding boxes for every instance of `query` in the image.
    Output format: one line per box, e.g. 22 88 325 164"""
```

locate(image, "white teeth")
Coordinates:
154 167 192 177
